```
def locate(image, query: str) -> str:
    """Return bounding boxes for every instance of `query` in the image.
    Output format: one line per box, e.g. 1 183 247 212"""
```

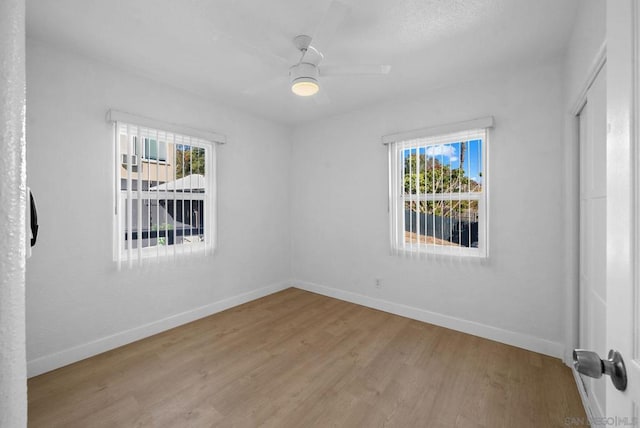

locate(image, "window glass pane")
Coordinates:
168 199 205 246
120 134 138 188
158 140 167 161
144 138 157 160
124 198 205 249
124 198 140 248
402 139 483 195
404 199 479 248
176 145 206 180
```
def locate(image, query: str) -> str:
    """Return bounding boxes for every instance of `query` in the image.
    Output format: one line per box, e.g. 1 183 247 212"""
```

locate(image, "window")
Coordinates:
114 122 216 266
387 119 491 257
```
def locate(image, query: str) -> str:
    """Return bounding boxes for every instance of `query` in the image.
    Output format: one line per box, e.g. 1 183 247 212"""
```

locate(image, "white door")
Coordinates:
605 0 640 422
578 63 608 420
576 1 640 423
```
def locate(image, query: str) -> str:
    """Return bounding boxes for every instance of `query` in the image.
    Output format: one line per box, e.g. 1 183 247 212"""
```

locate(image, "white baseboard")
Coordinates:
27 281 290 377
293 280 565 359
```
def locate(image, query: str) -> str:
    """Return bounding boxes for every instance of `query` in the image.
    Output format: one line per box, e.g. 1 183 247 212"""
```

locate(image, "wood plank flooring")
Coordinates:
28 288 586 427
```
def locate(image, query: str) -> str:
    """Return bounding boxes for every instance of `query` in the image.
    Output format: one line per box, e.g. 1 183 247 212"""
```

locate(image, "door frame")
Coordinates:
566 41 607 422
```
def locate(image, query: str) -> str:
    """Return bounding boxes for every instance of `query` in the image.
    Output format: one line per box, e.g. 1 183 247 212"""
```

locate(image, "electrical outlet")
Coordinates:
375 278 381 289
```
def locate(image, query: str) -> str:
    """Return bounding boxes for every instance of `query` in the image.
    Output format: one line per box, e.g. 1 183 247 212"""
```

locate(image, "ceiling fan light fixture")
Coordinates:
291 77 320 96
290 62 320 97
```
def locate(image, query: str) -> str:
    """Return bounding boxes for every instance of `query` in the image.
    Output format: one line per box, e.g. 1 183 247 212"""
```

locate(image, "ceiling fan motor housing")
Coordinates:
289 62 319 86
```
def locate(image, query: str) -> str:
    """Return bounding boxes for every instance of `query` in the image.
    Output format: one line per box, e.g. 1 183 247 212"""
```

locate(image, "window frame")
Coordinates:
113 121 217 266
385 118 492 258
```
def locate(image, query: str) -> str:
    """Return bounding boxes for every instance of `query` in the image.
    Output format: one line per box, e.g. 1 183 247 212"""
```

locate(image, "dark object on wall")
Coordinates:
30 190 38 247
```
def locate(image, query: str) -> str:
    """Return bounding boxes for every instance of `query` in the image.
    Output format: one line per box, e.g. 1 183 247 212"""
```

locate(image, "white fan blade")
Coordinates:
242 76 288 95
301 0 350 63
320 65 392 76
313 87 331 105
238 40 292 69
212 30 291 69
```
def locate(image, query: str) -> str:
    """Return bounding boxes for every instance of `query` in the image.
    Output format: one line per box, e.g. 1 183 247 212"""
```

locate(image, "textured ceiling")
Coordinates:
26 0 580 125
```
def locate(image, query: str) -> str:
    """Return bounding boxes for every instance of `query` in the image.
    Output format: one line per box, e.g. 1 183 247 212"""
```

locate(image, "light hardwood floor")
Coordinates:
28 288 586 427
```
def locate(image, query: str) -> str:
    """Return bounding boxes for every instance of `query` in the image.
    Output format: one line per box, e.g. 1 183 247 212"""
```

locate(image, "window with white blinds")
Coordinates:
113 121 217 267
387 119 491 258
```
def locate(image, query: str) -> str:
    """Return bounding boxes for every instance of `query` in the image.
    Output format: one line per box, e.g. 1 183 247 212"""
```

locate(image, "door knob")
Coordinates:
573 349 627 391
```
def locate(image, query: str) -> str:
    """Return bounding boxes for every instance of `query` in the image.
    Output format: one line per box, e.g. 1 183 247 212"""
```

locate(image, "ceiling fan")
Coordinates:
243 0 391 103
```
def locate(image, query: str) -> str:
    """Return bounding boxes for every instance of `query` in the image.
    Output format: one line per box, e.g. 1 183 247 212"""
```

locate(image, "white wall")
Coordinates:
562 0 606 363
565 0 607 105
0 0 28 425
291 60 567 357
25 40 292 376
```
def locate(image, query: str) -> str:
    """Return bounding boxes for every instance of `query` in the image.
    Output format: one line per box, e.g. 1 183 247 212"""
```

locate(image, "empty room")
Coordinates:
2 0 639 426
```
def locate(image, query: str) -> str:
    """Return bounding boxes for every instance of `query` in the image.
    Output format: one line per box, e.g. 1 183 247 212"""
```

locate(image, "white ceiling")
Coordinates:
26 0 580 125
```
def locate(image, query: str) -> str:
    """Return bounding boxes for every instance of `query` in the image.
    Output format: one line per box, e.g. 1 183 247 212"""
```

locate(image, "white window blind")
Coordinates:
387 121 490 258
113 120 218 269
